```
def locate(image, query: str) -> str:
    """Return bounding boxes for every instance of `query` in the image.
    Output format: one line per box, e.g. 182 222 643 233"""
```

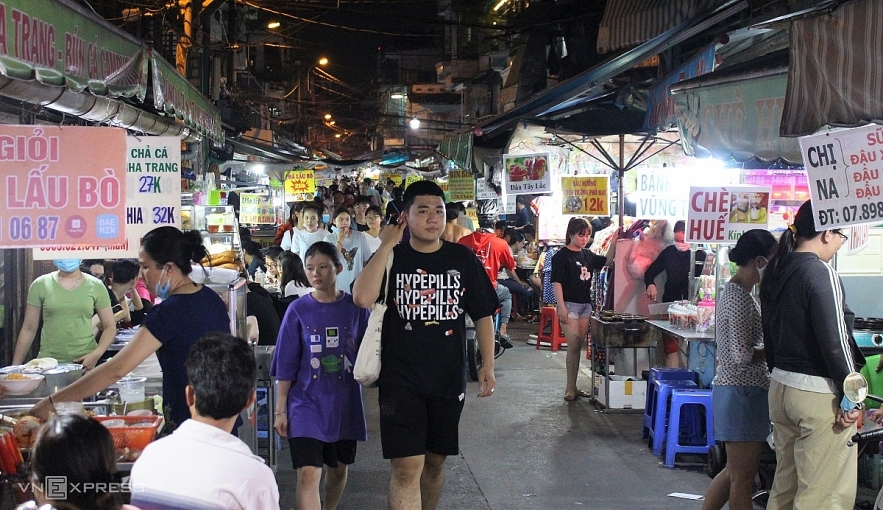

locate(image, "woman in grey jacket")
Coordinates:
759 200 864 509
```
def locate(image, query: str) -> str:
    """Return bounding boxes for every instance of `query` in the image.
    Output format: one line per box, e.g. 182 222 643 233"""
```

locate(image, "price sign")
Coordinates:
447 170 475 201
560 176 609 216
284 170 315 202
800 125 883 229
0 126 128 249
239 193 275 224
33 136 181 259
380 172 403 185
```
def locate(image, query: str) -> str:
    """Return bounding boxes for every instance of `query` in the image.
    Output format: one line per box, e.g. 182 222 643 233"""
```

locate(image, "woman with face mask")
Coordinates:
701 229 776 510
28 227 230 432
643 220 708 367
13 258 116 370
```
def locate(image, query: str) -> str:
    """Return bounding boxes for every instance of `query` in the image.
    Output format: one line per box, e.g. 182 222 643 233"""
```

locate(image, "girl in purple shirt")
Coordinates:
271 241 369 509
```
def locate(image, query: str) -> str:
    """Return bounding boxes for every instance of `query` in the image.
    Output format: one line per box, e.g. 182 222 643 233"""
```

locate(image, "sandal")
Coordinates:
575 389 592 398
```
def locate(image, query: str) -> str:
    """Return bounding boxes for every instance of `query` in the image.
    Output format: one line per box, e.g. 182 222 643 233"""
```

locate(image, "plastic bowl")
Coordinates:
100 419 126 428
0 374 44 395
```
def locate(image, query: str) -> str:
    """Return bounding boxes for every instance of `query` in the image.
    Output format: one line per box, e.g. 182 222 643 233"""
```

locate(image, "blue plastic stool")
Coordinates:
648 379 698 455
642 368 698 438
664 388 714 468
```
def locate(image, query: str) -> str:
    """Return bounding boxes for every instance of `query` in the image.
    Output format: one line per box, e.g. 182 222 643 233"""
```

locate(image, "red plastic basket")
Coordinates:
94 415 163 450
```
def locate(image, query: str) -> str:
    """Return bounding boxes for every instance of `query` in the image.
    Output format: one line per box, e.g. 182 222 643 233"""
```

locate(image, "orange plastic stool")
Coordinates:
537 306 567 351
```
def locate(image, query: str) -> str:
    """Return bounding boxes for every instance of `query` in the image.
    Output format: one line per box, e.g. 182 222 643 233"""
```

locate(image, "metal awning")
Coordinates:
226 137 306 163
478 0 748 136
597 0 728 54
781 0 883 136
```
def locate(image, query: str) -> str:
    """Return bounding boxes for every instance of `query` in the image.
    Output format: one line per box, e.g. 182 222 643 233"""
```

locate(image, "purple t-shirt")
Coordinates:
270 292 369 442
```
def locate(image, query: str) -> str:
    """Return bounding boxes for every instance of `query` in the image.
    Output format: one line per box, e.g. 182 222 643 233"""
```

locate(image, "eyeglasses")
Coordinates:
833 230 849 241
366 214 380 220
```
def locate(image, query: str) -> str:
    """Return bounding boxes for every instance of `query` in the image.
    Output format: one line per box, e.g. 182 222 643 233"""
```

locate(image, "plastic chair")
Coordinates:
664 388 714 468
648 379 698 456
536 306 567 351
643 368 699 438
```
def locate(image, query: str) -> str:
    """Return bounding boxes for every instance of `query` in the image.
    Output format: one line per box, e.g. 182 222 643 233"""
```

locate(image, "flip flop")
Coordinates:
576 389 592 398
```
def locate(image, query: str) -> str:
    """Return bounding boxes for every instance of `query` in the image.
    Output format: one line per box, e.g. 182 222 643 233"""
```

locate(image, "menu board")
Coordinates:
0 126 127 249
686 186 771 243
284 170 315 202
32 135 180 259
447 170 475 201
800 125 883 230
502 153 550 195
560 176 609 215
239 193 275 224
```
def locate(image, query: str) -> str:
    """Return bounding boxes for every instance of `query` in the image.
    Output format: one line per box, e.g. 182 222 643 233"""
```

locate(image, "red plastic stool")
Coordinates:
537 306 567 351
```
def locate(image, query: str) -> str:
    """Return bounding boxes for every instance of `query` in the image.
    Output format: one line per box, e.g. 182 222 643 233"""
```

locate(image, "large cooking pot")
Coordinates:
31 364 83 397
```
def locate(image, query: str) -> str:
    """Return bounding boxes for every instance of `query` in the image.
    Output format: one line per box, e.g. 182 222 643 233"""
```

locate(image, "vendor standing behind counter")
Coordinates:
29 227 230 431
644 220 706 367
13 259 116 370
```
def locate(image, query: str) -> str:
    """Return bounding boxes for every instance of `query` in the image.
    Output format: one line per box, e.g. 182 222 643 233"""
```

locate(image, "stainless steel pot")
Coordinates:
31 364 83 397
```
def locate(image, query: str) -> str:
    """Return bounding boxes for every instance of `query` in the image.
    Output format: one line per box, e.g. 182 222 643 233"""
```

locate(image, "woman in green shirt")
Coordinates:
13 259 116 370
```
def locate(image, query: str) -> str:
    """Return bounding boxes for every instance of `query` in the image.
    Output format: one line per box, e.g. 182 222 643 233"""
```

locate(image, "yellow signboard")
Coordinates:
560 176 610 215
404 175 422 190
284 170 315 202
380 172 403 185
448 170 475 201
239 193 275 224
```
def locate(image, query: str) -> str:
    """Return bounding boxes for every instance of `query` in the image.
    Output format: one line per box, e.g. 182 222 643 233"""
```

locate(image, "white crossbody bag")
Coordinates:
354 251 393 387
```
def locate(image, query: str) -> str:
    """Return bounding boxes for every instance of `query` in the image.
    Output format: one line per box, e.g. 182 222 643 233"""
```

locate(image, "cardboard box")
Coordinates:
594 375 646 410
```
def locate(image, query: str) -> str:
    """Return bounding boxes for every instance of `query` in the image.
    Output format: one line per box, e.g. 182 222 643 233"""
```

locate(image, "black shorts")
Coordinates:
288 437 357 469
378 383 465 459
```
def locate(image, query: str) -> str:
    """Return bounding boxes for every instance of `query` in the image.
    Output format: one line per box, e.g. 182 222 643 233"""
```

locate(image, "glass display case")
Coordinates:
193 204 239 252
193 205 236 233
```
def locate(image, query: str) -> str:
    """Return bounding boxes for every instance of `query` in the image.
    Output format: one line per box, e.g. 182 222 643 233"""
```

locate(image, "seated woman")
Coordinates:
17 414 138 510
279 251 313 299
241 240 267 279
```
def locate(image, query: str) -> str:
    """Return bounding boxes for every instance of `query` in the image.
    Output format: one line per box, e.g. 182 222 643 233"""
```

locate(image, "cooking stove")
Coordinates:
854 318 883 355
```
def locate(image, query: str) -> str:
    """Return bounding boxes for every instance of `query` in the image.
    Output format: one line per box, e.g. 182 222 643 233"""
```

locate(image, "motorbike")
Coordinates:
465 311 504 382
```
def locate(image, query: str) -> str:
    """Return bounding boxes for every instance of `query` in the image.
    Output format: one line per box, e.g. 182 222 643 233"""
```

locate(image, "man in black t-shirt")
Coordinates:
354 181 498 510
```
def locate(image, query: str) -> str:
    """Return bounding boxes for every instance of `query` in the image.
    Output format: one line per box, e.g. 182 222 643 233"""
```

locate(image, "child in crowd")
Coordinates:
272 241 369 510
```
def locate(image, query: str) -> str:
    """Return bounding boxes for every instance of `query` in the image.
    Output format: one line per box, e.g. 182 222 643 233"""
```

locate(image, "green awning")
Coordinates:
0 0 148 101
436 132 473 172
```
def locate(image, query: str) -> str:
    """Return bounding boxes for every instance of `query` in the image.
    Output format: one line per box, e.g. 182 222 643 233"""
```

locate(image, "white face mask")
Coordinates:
757 257 769 280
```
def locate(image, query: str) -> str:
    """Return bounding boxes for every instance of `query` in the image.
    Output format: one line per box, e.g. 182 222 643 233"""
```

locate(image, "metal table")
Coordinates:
589 317 660 413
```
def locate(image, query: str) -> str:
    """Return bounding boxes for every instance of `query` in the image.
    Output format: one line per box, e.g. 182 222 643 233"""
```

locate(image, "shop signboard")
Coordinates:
643 44 716 132
503 194 516 215
380 172 403 186
448 170 475 201
560 176 609 216
502 153 550 195
284 170 315 202
847 224 870 255
673 73 803 165
32 135 180 259
475 177 497 200
466 207 479 227
0 0 149 101
686 186 771 243
150 53 223 145
0 126 127 249
239 193 274 225
799 124 883 230
632 169 689 219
